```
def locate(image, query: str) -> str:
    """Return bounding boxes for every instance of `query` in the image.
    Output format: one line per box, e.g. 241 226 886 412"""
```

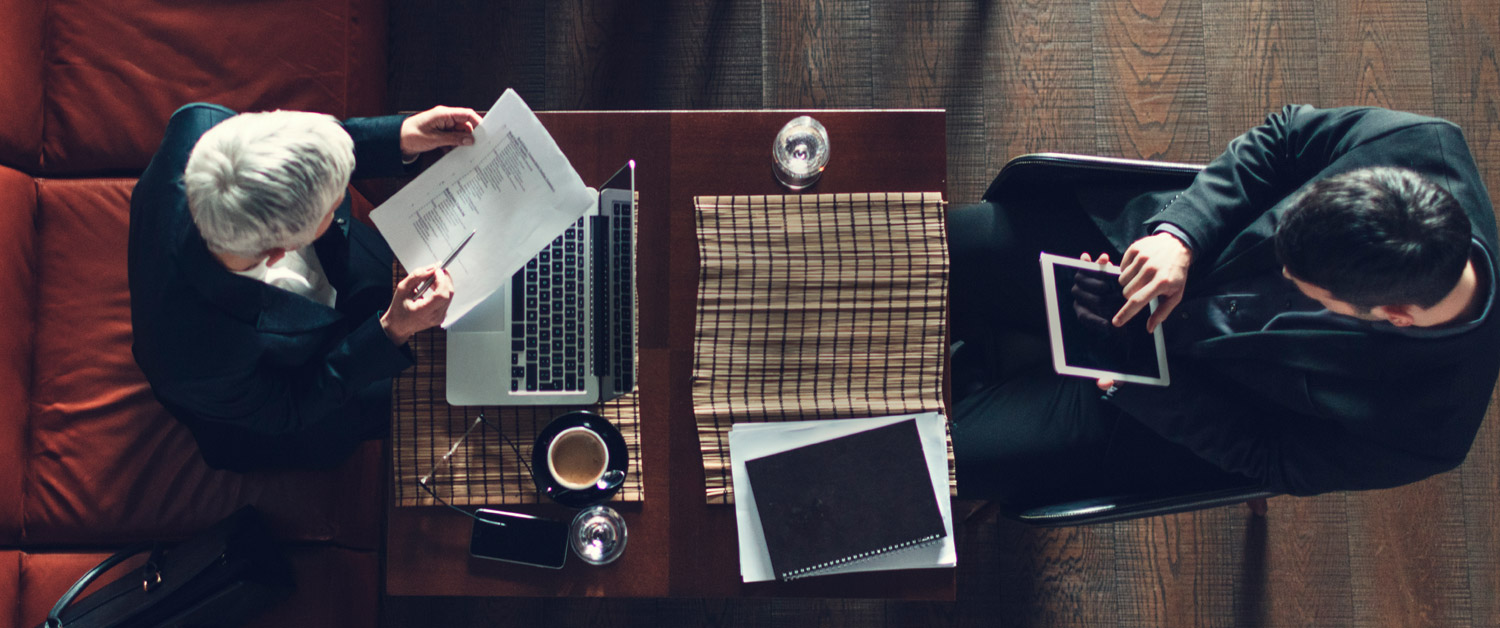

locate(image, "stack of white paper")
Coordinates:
729 412 956 583
372 89 596 328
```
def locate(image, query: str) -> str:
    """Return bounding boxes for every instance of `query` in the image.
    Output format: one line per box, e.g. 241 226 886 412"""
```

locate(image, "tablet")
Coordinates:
1038 252 1170 386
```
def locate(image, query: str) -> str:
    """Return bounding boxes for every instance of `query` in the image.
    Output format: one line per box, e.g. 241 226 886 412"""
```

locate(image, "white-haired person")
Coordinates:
129 103 481 471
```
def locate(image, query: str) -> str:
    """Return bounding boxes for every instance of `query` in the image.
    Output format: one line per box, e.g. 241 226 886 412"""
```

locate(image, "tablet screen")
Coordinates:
1038 252 1170 386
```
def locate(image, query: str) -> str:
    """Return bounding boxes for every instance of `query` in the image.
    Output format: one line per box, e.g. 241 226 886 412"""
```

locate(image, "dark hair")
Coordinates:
1275 167 1470 309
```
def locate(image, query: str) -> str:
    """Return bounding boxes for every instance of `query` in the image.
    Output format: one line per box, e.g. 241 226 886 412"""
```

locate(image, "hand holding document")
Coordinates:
372 89 596 327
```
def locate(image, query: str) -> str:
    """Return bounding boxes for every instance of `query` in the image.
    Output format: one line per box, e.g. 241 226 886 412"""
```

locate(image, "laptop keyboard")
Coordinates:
503 199 635 398
509 220 587 393
609 200 634 392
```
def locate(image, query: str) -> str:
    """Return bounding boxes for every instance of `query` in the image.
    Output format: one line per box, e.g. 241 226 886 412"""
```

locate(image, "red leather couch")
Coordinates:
1 2 390 626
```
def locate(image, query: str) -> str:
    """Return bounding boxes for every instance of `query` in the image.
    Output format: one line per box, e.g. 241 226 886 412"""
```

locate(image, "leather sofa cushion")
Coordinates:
0 0 44 172
24 179 380 549
14 547 376 628
0 551 17 628
0 168 36 546
16 0 387 174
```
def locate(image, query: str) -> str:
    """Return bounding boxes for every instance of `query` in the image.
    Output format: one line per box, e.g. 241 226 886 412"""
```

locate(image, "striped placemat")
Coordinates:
693 192 951 504
391 308 643 508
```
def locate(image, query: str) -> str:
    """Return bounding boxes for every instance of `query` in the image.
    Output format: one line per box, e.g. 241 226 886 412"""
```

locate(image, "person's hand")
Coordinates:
381 265 454 345
400 106 483 160
1112 232 1193 332
1072 253 1119 333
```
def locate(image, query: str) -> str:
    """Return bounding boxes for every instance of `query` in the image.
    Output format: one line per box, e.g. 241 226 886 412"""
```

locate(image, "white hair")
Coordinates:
184 110 355 258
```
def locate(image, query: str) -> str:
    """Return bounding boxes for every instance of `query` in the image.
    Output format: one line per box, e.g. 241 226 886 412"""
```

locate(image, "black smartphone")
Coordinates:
469 508 569 569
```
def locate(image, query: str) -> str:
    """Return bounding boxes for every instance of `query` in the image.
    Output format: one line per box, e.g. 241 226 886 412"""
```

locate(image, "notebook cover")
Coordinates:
744 418 946 580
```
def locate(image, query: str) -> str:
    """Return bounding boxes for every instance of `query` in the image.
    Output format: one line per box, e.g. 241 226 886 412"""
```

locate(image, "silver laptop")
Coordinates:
446 162 637 405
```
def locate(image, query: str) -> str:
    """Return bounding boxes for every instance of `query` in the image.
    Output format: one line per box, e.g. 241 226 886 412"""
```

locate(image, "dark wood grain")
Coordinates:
545 1 654 109
1111 511 1239 628
994 523 1117 628
870 1 987 202
1201 0 1321 145
1314 0 1436 112
986 0 1097 164
386 0 546 112
1091 0 1211 162
762 0 874 107
641 1 765 109
1246 496 1356 626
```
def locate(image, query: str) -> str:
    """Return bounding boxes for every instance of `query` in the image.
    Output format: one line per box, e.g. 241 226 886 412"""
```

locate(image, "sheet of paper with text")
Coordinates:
372 88 595 327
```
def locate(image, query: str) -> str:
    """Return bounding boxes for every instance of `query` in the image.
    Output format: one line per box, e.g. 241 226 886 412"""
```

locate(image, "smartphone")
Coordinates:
469 509 569 569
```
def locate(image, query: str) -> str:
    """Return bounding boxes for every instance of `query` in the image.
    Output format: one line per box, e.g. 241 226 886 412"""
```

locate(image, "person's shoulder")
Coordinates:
1285 105 1459 138
163 103 240 146
168 102 238 126
137 104 242 195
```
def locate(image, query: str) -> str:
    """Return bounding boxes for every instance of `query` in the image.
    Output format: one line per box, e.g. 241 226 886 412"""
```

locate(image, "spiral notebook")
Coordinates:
742 417 948 581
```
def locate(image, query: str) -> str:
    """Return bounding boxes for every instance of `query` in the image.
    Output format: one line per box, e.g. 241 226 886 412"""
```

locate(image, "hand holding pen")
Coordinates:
414 229 475 296
380 231 471 346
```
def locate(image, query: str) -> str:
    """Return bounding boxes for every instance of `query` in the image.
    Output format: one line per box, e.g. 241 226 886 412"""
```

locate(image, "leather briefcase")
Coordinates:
38 506 294 628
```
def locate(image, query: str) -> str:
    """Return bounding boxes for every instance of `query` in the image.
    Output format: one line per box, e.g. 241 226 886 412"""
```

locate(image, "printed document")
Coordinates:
729 412 956 583
372 89 595 327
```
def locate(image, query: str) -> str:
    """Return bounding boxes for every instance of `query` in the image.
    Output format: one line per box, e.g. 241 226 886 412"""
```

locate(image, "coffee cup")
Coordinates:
546 426 610 491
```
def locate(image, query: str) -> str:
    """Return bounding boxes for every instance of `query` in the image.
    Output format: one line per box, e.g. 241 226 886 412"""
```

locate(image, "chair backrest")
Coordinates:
983 153 1203 206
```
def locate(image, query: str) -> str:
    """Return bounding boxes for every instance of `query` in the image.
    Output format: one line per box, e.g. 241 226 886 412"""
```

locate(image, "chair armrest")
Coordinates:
1005 486 1280 527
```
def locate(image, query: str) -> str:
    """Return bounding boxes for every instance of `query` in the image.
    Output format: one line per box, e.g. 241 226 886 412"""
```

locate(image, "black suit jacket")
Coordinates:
1105 105 1500 495
129 103 413 471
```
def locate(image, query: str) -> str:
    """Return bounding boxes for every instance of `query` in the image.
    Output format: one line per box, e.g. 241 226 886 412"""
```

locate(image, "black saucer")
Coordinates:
531 411 630 508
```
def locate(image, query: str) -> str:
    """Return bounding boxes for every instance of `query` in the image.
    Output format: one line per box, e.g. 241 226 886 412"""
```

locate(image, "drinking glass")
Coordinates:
570 505 628 565
772 116 830 190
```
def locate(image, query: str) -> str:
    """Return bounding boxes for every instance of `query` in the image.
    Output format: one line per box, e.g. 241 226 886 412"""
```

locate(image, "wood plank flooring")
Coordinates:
384 1 1500 626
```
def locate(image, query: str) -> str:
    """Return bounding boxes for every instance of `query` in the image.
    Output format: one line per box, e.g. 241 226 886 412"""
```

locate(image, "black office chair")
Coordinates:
973 153 1279 527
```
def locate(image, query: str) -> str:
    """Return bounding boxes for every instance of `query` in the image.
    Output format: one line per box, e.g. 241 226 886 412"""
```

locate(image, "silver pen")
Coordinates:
414 229 475 297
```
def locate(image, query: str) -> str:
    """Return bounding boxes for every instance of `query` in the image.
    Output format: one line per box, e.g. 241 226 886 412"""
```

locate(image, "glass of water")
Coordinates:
570 505 628 565
772 116 830 190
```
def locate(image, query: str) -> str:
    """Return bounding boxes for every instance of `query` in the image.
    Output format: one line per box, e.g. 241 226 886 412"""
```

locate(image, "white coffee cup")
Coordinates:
547 426 610 491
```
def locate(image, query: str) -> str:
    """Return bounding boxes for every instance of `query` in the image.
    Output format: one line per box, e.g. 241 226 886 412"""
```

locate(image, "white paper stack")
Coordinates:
729 412 956 583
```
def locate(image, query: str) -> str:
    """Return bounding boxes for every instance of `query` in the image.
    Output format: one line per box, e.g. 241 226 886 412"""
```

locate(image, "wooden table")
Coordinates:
383 109 953 598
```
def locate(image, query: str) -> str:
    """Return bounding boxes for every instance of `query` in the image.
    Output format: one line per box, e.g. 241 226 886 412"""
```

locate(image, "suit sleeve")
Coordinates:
155 314 412 439
1150 105 1435 259
342 115 412 179
1106 365 1459 495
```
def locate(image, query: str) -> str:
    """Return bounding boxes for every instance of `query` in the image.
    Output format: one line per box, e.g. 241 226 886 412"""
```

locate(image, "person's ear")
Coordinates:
262 247 289 267
1372 304 1417 327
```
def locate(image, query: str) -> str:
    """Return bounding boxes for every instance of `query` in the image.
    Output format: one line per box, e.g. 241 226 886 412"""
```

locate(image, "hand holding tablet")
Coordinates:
1039 252 1171 386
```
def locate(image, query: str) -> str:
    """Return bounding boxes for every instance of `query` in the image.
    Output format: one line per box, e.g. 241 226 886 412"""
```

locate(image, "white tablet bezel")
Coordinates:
1038 252 1170 386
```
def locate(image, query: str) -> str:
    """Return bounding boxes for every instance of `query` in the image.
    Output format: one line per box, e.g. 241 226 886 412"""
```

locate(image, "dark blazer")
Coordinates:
1106 105 1500 495
129 103 413 471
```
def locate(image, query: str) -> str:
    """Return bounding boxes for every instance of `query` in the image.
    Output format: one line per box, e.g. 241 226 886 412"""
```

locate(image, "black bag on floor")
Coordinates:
38 506 294 628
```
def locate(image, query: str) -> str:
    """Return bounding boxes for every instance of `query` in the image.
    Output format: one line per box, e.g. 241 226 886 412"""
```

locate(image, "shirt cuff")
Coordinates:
1152 223 1197 252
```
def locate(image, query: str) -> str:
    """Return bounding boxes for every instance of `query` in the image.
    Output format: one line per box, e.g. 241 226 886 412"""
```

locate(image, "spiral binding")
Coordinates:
779 533 943 581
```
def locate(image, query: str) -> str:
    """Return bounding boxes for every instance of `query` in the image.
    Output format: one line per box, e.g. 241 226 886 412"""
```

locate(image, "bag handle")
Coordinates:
46 543 161 628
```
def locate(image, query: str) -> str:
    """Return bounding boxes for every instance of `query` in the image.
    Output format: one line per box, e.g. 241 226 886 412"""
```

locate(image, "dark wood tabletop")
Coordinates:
384 109 954 599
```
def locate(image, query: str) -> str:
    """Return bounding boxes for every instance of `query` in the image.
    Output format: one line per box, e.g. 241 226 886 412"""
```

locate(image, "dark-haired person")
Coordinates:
949 105 1498 507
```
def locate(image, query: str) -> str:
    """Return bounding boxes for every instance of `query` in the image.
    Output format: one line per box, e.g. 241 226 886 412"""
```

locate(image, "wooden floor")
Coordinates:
382 1 1500 626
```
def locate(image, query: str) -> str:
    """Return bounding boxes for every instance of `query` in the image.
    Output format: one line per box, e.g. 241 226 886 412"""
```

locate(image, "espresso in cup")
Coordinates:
547 427 610 490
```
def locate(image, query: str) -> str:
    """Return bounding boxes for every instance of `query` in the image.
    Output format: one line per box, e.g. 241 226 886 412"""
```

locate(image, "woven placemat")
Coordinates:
391 307 643 508
693 192 950 504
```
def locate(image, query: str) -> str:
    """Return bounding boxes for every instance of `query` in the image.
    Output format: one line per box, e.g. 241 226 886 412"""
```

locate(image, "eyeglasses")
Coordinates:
417 412 536 524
